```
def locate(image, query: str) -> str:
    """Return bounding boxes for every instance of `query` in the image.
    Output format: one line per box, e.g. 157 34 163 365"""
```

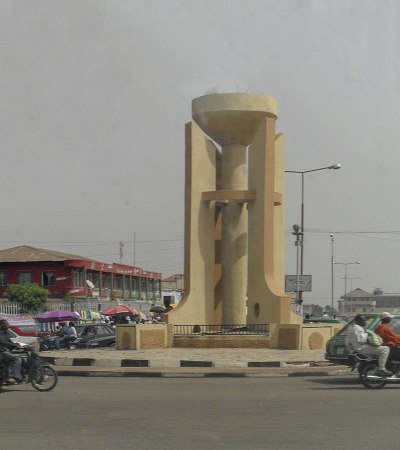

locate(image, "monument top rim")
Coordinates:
192 93 277 118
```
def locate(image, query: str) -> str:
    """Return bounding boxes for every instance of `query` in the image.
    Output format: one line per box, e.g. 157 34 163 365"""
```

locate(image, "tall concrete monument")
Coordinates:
166 93 301 328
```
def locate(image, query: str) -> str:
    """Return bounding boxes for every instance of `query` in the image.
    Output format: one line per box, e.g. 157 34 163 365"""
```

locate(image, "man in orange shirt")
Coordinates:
375 312 400 360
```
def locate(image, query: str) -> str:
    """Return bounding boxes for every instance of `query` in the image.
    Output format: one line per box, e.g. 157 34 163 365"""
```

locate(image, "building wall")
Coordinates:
0 261 72 298
338 297 375 315
0 260 161 301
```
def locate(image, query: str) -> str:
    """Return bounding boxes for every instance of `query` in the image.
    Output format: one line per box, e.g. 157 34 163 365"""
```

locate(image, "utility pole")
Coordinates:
292 224 303 308
133 232 136 266
119 241 124 263
330 234 334 316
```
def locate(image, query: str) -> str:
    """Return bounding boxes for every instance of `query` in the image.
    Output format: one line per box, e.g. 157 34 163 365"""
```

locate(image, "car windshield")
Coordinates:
7 329 17 338
76 325 114 336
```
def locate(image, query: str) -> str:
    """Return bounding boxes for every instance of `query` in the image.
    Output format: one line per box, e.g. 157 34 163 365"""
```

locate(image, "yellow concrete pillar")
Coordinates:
221 144 247 324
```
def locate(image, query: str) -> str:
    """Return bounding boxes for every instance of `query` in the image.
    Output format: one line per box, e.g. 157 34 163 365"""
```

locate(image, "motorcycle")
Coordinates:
351 352 400 389
0 344 58 392
38 333 81 351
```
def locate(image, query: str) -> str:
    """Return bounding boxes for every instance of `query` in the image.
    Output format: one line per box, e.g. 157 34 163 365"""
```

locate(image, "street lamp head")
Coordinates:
285 163 341 174
292 224 300 232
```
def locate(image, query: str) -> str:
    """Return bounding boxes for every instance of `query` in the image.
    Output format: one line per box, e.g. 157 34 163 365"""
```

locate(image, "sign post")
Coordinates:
285 275 312 293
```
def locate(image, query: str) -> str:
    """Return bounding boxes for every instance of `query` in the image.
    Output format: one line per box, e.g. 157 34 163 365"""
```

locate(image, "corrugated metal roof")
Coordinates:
0 246 90 263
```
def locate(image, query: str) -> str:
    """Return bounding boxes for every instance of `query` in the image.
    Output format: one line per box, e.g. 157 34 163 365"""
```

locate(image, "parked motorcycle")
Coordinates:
0 345 58 392
38 333 81 351
351 353 400 389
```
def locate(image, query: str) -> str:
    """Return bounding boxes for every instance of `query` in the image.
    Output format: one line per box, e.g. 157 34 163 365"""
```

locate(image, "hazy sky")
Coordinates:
0 0 399 308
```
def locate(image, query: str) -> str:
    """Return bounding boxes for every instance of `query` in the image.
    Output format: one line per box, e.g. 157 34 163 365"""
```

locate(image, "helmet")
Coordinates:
354 314 367 327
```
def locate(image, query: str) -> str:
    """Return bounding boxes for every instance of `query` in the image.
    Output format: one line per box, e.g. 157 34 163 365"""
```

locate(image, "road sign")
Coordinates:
285 275 312 292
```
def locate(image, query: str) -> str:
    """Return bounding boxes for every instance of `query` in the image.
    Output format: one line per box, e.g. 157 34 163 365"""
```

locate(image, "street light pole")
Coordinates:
330 234 334 315
286 164 341 303
333 261 362 297
292 225 303 306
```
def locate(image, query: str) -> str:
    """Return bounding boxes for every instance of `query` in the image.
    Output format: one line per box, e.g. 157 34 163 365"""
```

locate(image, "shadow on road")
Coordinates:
304 376 400 390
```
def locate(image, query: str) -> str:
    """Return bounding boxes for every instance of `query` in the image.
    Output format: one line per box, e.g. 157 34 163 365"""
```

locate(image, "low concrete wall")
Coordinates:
269 323 341 350
173 335 270 348
116 323 338 350
116 324 168 350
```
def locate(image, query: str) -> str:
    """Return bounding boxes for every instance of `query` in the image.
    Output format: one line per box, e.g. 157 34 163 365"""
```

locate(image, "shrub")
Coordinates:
4 284 49 311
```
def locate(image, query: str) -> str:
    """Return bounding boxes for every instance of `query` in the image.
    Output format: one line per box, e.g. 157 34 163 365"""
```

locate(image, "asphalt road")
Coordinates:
1 374 399 450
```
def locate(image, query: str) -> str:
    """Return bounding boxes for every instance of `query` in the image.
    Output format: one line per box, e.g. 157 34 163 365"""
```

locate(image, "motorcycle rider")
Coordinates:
345 314 391 377
0 319 23 384
375 312 400 360
56 321 72 349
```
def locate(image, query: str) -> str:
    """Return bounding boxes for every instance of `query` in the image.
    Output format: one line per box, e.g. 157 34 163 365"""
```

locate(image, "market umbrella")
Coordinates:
101 305 139 316
149 305 165 313
34 309 81 323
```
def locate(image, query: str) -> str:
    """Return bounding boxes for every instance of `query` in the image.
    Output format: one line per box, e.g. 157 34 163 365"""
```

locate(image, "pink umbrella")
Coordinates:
101 305 139 316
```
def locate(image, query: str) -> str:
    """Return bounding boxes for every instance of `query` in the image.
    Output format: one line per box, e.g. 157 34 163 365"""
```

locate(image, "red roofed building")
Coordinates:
0 246 162 301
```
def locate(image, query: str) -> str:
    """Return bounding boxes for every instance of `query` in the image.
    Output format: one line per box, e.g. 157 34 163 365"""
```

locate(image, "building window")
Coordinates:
93 273 99 288
102 274 111 289
73 270 81 287
0 271 7 287
42 271 55 287
133 277 139 295
115 275 123 290
18 272 32 285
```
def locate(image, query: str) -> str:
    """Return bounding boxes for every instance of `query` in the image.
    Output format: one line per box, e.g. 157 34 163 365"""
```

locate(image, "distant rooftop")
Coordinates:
162 273 184 282
0 245 92 263
340 288 372 299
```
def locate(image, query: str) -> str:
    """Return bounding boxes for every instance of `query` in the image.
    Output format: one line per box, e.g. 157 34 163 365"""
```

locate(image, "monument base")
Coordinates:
269 323 342 350
116 324 168 350
173 335 270 348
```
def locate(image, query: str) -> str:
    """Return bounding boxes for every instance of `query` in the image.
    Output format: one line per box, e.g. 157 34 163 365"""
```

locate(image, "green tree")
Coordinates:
4 284 49 311
311 304 324 317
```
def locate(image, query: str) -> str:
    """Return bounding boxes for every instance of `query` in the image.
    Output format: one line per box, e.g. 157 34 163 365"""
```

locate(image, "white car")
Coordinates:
7 328 39 350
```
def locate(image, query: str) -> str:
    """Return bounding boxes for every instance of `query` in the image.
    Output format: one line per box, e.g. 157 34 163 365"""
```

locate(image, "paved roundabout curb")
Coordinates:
37 348 351 378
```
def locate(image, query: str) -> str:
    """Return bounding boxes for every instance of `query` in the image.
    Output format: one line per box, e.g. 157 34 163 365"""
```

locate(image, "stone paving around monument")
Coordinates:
42 347 327 364
38 347 351 378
